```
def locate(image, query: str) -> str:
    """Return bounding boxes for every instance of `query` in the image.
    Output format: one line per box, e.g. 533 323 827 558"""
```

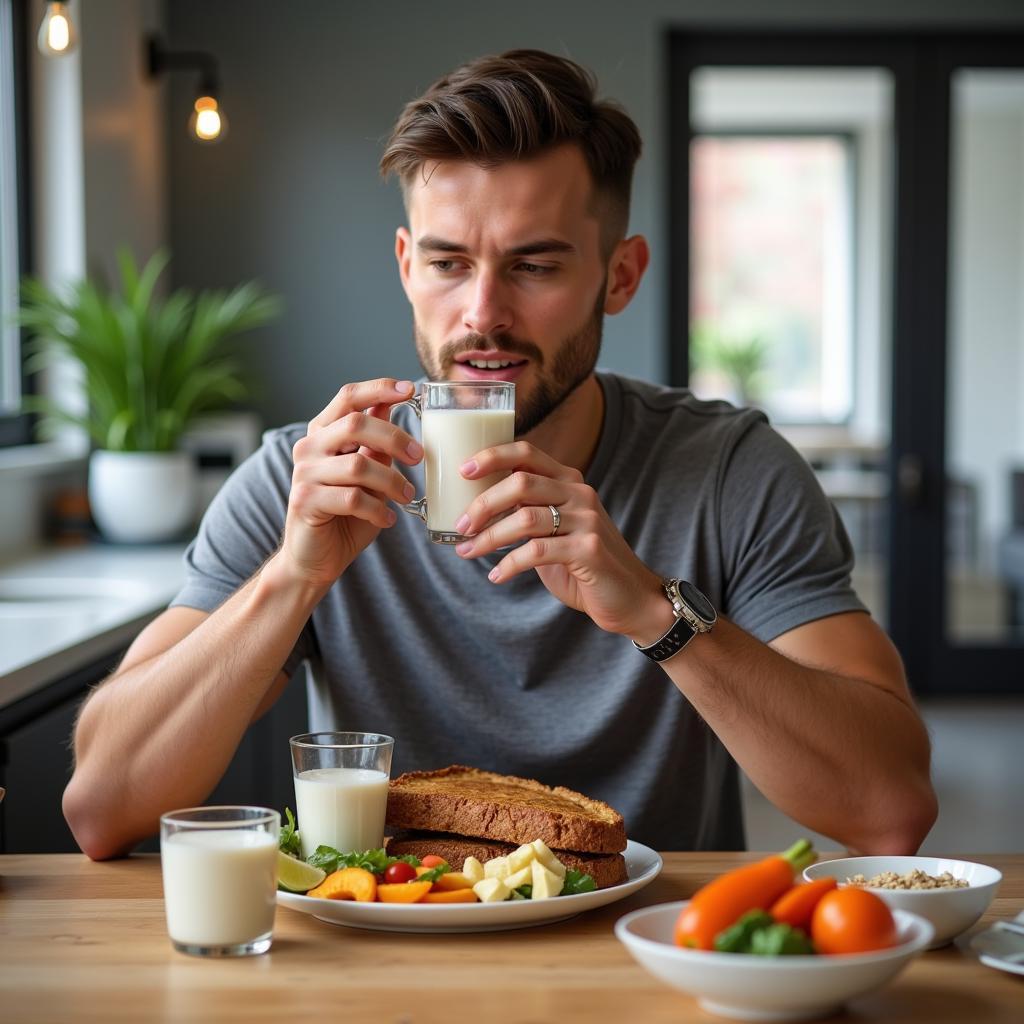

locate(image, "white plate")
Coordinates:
276 840 662 933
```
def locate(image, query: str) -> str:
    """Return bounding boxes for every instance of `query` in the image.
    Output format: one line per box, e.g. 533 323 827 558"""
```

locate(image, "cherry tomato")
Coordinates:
383 861 417 884
811 887 898 954
420 855 447 869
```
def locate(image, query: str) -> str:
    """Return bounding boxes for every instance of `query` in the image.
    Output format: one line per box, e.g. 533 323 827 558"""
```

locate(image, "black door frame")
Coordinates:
667 27 1024 695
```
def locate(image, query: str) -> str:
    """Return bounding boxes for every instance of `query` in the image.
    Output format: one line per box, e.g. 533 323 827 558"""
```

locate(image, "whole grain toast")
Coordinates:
386 830 629 889
385 765 626 854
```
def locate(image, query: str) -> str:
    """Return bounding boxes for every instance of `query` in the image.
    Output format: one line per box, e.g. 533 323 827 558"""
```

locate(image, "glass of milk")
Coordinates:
160 806 280 957
289 732 394 859
391 381 515 543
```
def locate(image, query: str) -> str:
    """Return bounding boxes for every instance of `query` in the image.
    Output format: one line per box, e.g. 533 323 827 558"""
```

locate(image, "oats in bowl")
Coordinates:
847 869 969 891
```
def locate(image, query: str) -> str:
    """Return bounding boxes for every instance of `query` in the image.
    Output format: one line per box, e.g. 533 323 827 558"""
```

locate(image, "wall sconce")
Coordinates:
147 34 228 144
37 1 77 57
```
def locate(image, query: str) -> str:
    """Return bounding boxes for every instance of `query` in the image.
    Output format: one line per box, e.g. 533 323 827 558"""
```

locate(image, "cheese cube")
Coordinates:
462 856 485 883
531 839 567 878
503 866 532 890
473 877 511 903
508 843 537 872
483 856 510 880
530 859 564 900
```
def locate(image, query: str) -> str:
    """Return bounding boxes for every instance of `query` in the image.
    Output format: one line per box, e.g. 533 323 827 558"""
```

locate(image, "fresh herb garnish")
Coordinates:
305 845 420 875
279 807 301 857
714 910 814 955
513 884 533 900
414 861 451 884
560 869 597 896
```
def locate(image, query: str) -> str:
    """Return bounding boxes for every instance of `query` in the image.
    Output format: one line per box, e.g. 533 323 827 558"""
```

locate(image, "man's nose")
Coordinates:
463 270 513 337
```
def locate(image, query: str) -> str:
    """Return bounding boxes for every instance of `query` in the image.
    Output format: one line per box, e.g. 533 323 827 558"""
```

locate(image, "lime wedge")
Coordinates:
277 851 326 893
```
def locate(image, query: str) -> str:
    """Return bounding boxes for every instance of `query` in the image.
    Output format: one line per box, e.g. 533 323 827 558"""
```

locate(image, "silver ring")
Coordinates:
548 504 561 537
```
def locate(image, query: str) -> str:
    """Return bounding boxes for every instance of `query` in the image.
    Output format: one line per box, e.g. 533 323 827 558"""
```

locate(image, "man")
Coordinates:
64 50 937 860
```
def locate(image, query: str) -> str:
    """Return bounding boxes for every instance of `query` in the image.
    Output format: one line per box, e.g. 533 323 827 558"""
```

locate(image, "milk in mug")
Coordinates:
422 407 514 533
161 829 278 947
294 766 389 857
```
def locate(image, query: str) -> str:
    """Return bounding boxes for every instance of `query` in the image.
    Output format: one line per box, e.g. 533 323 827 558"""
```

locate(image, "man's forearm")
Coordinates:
660 617 937 854
64 554 326 859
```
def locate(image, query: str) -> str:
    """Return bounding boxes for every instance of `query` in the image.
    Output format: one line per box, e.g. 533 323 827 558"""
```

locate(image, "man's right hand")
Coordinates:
278 378 423 589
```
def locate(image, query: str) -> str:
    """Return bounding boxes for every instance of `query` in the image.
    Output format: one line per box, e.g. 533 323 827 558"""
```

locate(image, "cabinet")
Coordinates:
0 657 309 854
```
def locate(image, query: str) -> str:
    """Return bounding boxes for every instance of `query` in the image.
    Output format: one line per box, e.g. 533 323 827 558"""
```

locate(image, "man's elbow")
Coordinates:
62 776 135 861
857 781 939 855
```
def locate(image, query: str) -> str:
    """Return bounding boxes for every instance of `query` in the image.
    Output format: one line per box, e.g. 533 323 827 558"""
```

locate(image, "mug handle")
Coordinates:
389 394 427 522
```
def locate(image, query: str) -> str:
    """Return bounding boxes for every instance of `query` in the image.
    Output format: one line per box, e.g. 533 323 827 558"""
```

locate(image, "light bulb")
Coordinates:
37 1 76 57
188 95 227 143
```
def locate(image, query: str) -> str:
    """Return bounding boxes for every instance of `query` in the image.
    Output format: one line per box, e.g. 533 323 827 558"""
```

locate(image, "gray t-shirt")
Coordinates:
171 371 866 851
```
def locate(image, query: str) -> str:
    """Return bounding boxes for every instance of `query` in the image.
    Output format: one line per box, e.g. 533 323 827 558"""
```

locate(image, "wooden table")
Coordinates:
1 852 1021 1023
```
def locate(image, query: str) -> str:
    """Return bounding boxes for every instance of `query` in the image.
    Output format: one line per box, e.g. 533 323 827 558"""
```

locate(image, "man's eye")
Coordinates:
430 260 458 272
516 262 554 275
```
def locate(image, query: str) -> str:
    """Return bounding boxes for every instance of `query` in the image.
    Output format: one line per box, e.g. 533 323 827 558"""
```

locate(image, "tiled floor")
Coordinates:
742 698 1024 854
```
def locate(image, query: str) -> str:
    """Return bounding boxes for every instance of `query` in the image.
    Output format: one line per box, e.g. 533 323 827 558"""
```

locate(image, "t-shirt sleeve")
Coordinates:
716 415 868 642
169 425 314 678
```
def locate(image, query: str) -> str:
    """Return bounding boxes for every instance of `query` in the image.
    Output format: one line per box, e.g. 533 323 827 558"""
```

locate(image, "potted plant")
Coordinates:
18 248 282 543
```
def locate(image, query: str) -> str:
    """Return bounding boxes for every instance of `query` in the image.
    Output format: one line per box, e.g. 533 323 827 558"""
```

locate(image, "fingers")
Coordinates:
456 498 564 558
290 477 397 531
296 408 423 467
308 378 415 434
457 469 575 540
295 449 416 508
485 534 599 584
460 440 583 485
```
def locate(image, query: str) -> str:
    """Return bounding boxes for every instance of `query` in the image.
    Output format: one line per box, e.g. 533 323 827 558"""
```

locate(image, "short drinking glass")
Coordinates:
289 731 394 859
160 805 280 957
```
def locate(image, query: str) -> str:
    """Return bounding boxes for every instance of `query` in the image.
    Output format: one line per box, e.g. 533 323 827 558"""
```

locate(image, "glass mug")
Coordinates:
391 381 515 544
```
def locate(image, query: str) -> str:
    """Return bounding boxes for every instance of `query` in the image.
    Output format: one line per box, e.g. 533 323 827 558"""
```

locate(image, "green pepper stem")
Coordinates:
779 838 816 873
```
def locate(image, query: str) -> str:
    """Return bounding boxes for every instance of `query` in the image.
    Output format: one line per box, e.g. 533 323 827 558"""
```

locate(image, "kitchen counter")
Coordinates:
0 851 1020 1023
0 544 187 711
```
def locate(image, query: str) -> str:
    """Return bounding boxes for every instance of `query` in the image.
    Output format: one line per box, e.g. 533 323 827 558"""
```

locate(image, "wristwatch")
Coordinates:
632 578 717 663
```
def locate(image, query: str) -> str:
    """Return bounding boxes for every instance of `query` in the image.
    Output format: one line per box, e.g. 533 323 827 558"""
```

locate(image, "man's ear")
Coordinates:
395 226 413 300
604 234 650 315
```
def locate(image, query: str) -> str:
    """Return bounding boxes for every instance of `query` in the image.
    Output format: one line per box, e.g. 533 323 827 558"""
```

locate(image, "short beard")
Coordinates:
413 283 605 437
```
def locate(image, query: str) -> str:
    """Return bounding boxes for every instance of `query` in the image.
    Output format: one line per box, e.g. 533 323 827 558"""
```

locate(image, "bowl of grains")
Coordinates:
803 856 1001 949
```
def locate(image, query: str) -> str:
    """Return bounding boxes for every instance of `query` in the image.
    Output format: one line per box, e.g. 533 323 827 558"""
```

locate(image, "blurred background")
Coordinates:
1 0 1022 854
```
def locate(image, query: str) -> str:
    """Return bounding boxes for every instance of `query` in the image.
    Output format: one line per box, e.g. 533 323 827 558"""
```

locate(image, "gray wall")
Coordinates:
164 0 1024 431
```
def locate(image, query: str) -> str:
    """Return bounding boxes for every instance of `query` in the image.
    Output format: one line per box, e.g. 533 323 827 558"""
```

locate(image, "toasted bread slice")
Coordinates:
385 765 626 854
386 830 629 890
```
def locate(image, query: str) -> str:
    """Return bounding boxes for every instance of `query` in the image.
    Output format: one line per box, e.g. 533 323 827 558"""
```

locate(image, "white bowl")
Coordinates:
615 900 932 1022
804 856 1001 950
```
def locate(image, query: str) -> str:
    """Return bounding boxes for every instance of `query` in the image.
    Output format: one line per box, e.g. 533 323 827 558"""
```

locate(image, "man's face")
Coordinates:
396 145 610 436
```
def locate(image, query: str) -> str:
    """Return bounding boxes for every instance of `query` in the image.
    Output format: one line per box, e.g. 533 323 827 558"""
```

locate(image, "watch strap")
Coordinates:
631 614 697 662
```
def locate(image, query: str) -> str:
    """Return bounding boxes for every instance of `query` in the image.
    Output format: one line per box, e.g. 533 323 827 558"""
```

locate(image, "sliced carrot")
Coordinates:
431 872 475 892
421 888 479 904
306 867 377 902
770 877 838 929
377 880 433 904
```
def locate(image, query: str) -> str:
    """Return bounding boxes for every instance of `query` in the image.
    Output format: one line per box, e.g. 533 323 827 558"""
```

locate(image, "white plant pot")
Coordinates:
88 450 197 544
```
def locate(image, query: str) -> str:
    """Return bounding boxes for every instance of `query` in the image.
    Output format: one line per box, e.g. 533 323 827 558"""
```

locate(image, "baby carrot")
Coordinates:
770 877 838 929
674 839 817 950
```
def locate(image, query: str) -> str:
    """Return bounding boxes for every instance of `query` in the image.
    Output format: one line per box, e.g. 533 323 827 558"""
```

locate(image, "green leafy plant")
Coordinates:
690 324 769 405
17 248 282 451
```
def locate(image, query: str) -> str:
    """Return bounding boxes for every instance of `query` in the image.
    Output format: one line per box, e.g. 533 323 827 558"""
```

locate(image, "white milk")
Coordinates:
161 829 278 947
294 766 389 858
421 408 515 533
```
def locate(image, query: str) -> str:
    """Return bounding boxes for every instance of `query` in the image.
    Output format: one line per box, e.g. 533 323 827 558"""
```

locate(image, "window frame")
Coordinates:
0 0 34 448
688 126 859 427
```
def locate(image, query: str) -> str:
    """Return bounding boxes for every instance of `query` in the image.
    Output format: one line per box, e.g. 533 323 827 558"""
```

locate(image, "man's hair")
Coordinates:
380 49 642 252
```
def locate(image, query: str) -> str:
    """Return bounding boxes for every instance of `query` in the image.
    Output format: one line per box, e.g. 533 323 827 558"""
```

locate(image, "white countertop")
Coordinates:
0 544 187 711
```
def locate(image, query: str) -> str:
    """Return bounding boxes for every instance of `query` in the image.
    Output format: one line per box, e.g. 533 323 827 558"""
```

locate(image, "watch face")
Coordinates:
678 580 716 623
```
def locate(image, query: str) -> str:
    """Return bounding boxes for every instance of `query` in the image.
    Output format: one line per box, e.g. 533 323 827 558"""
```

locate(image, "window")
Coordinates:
689 133 855 425
0 0 30 446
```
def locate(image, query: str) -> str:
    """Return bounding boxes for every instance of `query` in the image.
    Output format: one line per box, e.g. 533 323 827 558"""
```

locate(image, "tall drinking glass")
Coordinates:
160 805 279 957
289 732 394 859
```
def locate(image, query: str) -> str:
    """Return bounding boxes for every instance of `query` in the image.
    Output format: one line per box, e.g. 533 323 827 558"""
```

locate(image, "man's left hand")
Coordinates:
453 441 668 640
